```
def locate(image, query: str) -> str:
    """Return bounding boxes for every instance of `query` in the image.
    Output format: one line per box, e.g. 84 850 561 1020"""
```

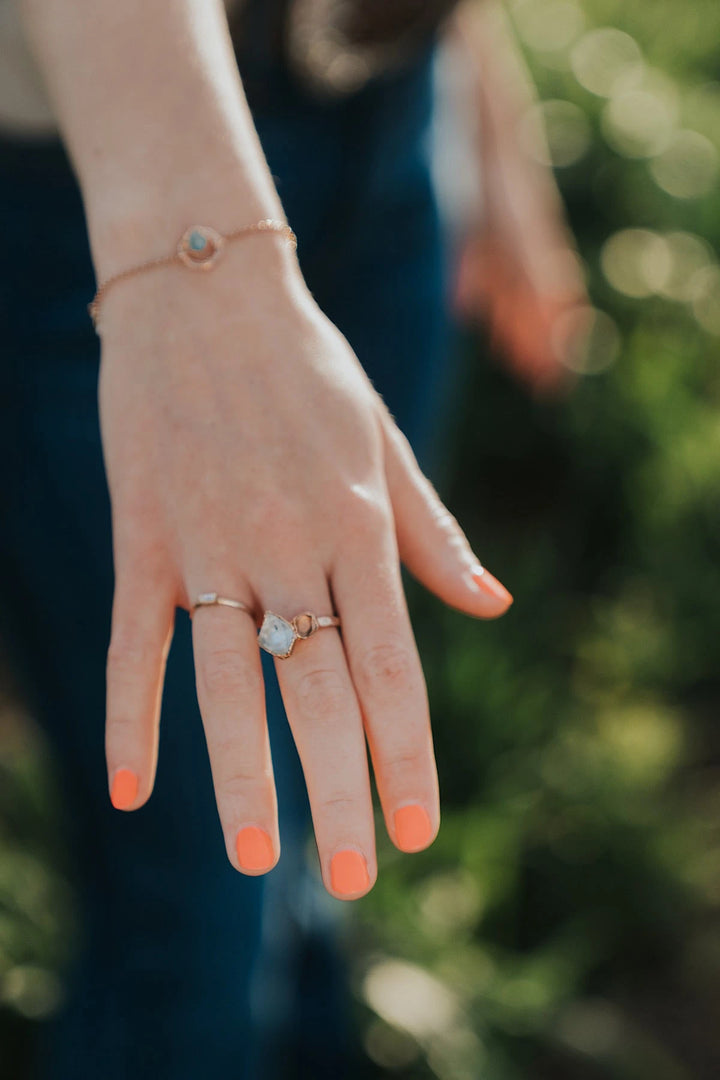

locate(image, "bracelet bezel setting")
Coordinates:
88 218 297 329
177 225 225 269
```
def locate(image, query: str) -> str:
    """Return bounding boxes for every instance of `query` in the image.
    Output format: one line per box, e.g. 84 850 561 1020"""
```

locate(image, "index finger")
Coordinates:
191 595 280 875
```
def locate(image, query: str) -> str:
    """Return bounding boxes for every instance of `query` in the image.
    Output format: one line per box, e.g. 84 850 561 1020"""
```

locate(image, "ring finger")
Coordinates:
261 574 377 901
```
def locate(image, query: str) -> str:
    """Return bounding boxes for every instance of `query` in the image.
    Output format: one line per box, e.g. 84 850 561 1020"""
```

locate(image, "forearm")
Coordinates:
451 0 569 265
19 0 287 279
454 0 561 207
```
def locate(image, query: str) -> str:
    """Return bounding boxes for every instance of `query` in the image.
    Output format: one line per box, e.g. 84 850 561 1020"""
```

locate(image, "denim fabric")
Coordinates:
0 42 451 1080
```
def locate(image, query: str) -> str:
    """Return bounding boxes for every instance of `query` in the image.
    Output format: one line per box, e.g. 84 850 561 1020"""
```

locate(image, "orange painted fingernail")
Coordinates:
236 826 275 872
469 563 513 604
110 768 139 810
394 804 433 851
330 850 370 896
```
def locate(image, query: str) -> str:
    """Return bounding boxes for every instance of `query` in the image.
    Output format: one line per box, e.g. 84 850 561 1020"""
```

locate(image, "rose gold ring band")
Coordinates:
191 592 253 615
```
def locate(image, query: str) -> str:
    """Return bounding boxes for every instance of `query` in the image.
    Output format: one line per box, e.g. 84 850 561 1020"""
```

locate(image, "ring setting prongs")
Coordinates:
258 611 334 658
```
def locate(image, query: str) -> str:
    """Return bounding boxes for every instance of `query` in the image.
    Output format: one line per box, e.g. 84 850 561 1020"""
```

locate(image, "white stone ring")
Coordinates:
258 611 341 659
191 594 340 659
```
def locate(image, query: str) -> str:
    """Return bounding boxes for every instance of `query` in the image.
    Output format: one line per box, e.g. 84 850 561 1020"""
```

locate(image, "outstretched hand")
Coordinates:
98 238 513 901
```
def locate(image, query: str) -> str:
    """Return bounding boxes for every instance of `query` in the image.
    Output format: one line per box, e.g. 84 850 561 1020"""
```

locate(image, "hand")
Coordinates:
98 238 513 900
447 0 592 398
453 152 591 398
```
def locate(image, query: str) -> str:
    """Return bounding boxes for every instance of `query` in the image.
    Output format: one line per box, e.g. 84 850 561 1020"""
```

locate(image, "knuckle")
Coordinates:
357 643 415 697
122 534 169 576
319 792 358 815
201 648 252 702
294 668 349 723
212 737 269 786
381 744 424 773
211 735 255 774
219 769 261 801
113 503 167 561
105 711 136 738
106 636 151 683
343 484 392 532
245 491 304 538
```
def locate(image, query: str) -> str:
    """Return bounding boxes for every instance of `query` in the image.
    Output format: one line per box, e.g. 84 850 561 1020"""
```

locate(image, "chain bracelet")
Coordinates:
88 219 297 329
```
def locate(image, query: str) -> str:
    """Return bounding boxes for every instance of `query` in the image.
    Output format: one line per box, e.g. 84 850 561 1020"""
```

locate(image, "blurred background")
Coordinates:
1 0 719 1077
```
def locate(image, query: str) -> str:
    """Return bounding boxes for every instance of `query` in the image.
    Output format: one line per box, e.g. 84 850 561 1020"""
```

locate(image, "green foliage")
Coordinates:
0 704 75 1064
354 2 720 1077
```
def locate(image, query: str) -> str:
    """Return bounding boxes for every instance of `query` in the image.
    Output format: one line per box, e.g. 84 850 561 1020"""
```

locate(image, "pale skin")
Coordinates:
20 0 512 900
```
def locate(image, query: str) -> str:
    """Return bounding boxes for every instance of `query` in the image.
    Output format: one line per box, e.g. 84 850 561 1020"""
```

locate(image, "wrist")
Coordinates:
86 162 288 282
93 218 309 339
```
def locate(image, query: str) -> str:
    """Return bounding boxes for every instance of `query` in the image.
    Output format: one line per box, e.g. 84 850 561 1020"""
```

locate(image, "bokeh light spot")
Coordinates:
601 228 672 298
650 129 720 198
555 1000 624 1056
690 265 720 335
570 28 644 98
521 99 592 167
598 706 684 787
364 1019 419 1070
512 0 586 54
602 81 679 158
0 965 63 1020
657 232 715 301
363 959 458 1040
418 871 484 937
427 1028 487 1080
555 306 621 375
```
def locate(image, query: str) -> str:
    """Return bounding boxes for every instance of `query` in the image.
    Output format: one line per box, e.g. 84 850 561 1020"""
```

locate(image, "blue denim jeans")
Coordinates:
0 43 451 1080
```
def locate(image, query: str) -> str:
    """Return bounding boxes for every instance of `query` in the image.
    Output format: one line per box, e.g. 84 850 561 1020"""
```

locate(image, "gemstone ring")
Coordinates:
258 611 341 659
191 594 340 659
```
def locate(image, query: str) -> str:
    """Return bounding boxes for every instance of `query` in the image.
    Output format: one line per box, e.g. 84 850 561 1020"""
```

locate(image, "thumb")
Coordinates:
379 410 513 619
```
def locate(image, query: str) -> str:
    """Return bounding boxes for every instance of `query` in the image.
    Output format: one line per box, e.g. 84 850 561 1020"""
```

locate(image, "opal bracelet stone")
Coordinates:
88 219 297 329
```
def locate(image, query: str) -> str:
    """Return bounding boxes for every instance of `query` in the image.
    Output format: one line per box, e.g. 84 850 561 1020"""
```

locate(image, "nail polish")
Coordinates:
236 826 275 872
468 563 513 604
394 804 433 851
110 768 139 810
330 849 370 896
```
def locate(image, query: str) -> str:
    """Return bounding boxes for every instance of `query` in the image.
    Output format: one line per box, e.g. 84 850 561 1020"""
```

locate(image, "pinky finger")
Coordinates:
105 569 177 810
378 411 513 617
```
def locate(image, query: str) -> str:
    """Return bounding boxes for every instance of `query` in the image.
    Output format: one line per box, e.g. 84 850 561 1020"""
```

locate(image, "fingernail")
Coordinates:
110 768 139 810
394 804 433 852
236 826 275 872
330 849 370 897
467 563 513 604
